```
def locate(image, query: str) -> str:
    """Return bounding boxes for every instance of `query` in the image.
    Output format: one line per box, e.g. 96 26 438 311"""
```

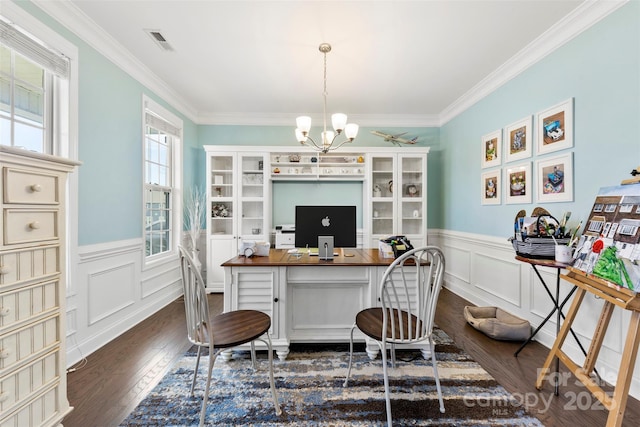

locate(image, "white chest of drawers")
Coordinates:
0 146 79 427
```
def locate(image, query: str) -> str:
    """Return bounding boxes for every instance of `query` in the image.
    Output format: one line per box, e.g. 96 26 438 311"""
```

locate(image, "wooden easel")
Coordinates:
621 166 640 185
535 267 640 427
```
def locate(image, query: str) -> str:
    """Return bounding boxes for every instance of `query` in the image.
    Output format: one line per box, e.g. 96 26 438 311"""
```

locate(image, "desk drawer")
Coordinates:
3 209 58 245
3 167 60 205
288 266 369 283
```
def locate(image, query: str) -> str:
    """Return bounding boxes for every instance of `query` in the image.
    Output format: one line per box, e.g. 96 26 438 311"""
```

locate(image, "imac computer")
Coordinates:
294 206 356 258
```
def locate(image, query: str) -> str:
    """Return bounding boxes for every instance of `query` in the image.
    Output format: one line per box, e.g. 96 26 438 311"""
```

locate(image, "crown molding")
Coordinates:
31 0 199 123
197 112 441 127
438 0 629 126
28 0 628 128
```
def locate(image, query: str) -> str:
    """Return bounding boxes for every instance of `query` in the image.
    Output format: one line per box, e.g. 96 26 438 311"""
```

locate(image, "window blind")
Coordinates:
145 112 181 137
0 17 69 78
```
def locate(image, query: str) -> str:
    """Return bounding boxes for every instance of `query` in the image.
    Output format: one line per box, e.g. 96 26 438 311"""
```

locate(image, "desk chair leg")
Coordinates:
191 346 203 396
390 343 397 368
430 338 445 413
200 348 219 427
381 341 393 427
250 341 257 370
256 335 282 416
343 325 357 387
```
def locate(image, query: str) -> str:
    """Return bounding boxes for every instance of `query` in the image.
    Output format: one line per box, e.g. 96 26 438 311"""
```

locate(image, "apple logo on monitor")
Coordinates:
321 216 331 227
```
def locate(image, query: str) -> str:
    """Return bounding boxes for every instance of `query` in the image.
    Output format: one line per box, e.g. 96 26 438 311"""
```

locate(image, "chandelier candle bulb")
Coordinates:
296 116 311 134
345 123 359 140
331 113 347 132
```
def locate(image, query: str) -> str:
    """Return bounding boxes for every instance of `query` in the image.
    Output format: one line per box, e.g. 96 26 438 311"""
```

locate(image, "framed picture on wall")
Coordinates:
504 162 532 204
536 153 573 203
481 170 502 205
504 116 532 163
481 129 502 169
536 98 574 155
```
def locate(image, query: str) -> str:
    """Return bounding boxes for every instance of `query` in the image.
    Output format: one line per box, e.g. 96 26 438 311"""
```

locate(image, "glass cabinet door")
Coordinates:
238 153 267 241
209 154 235 237
398 154 426 242
370 155 396 240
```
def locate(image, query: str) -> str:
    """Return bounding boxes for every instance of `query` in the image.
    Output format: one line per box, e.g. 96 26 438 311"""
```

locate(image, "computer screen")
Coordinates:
294 205 357 248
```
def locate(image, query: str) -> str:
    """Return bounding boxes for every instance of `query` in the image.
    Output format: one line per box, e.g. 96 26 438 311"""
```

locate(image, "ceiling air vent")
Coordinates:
144 29 174 52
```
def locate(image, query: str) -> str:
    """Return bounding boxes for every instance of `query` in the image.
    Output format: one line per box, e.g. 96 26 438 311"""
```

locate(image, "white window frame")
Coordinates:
2 2 79 295
0 7 72 157
142 95 182 266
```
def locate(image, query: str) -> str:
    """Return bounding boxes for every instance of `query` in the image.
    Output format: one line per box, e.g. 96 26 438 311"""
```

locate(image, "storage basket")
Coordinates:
511 237 570 259
510 209 569 259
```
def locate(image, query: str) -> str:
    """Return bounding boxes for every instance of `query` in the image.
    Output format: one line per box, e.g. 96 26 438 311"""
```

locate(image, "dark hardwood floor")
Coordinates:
64 288 640 426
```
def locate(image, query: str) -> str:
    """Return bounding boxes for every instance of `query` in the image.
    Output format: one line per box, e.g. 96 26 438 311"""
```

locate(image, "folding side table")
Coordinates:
514 256 594 395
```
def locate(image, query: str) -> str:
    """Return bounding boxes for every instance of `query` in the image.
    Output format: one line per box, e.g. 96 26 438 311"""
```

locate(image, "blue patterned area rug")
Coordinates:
120 329 544 426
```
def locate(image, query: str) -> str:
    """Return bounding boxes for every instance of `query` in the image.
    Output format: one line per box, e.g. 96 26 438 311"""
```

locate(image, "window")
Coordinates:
143 97 182 260
618 221 639 237
0 16 69 154
587 218 605 233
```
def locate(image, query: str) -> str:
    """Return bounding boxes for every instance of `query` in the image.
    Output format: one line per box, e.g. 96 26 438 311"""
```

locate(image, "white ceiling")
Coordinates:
36 0 613 126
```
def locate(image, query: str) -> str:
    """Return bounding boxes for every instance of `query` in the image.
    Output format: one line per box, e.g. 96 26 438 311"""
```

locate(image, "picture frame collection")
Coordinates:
481 98 574 205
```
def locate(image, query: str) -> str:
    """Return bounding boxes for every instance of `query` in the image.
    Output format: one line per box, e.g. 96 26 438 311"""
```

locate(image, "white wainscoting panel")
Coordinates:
442 243 471 284
473 252 521 306
429 228 640 400
87 261 136 325
66 238 182 366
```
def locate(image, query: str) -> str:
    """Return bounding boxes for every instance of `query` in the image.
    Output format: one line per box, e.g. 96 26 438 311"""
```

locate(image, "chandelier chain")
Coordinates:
322 49 328 137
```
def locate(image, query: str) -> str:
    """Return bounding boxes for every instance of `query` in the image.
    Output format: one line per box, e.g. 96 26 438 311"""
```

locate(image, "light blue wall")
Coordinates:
440 1 640 238
16 1 201 246
272 182 364 227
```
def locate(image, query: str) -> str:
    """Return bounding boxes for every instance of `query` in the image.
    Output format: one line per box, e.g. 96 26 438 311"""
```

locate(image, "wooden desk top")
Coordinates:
222 248 397 267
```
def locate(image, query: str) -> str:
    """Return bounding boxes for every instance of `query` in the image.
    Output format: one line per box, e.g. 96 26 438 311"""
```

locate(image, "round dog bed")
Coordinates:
463 306 531 341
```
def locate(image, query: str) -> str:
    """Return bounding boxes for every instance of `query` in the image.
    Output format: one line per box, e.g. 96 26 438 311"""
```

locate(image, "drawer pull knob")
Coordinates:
0 265 10 275
0 349 9 359
0 307 9 316
30 183 42 192
29 221 41 230
0 392 7 403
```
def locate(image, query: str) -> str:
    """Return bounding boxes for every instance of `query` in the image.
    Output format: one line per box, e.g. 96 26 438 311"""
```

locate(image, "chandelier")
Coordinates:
295 43 359 153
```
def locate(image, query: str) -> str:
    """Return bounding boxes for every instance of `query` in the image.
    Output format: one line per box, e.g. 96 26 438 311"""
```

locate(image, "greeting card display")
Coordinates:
573 184 640 292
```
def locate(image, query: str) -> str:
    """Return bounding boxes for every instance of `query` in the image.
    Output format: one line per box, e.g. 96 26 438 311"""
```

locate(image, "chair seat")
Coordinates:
355 307 423 342
210 310 271 349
